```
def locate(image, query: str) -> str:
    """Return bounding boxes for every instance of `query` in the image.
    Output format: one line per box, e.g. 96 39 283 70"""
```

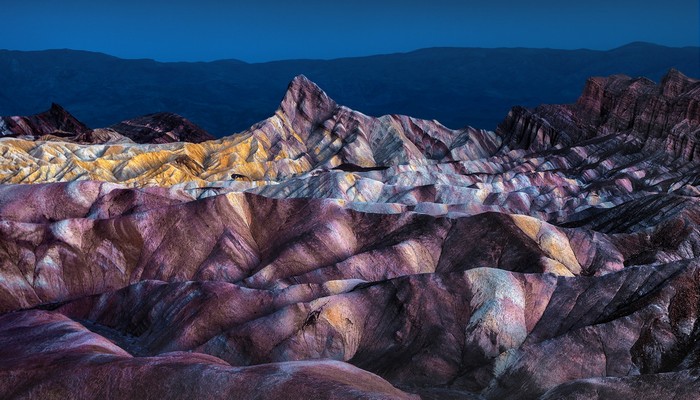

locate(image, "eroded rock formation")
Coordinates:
1 71 700 399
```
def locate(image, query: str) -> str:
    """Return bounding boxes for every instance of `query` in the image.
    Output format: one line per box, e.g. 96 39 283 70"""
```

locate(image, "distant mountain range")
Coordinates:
0 42 697 136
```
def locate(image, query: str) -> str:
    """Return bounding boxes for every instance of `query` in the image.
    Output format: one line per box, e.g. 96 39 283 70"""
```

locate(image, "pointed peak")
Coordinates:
39 103 90 133
46 103 73 118
0 103 90 136
289 74 314 86
284 75 329 99
661 68 693 84
49 102 65 111
279 75 337 119
665 67 683 76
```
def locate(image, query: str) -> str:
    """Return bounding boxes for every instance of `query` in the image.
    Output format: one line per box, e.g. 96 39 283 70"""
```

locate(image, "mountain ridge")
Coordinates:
0 41 685 64
1 43 697 135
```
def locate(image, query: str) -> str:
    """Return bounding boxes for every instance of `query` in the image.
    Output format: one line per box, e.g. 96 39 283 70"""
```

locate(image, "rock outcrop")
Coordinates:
497 69 700 160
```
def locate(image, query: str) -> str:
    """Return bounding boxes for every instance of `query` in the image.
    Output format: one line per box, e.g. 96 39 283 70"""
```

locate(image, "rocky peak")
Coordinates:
41 103 91 134
278 75 338 127
575 74 656 120
46 102 69 118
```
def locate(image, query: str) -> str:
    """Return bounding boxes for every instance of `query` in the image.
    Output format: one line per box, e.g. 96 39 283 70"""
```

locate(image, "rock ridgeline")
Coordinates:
1 73 695 223
0 75 502 187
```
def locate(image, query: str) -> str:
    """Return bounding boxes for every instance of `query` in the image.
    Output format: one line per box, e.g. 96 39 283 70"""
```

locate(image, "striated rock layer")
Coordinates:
0 72 698 223
0 75 500 185
1 71 700 399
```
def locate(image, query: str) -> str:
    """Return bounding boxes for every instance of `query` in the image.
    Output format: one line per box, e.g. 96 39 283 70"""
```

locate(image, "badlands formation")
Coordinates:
0 70 699 399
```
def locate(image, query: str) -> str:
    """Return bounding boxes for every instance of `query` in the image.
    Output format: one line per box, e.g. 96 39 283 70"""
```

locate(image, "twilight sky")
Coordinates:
3 0 698 62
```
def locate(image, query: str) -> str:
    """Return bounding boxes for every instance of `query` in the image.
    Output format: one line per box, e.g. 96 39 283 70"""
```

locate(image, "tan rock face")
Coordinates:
1 71 700 399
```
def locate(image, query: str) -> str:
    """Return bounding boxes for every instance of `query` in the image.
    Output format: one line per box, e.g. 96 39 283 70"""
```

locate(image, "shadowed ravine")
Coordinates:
0 70 699 399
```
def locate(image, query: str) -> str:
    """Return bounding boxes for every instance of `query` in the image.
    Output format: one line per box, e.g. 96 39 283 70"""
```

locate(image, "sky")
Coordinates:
2 0 698 62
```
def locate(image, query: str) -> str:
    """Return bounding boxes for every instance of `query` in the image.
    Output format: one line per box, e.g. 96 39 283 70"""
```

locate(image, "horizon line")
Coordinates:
1 41 698 65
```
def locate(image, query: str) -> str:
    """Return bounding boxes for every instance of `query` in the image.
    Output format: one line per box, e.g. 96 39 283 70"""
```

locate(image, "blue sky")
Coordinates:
2 0 698 62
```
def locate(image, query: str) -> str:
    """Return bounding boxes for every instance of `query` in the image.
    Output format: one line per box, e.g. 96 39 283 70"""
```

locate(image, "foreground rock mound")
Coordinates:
0 182 630 313
1 71 700 398
0 311 414 399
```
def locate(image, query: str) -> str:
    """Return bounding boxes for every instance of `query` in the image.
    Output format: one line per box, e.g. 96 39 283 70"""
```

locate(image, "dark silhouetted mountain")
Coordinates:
0 104 214 144
0 103 90 137
0 42 697 136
